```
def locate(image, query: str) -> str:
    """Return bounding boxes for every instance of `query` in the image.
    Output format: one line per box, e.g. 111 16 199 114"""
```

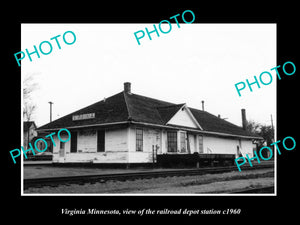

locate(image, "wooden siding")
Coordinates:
241 139 254 158
105 128 128 152
53 128 129 163
52 125 254 164
203 136 253 157
77 129 97 153
203 136 237 154
127 127 158 163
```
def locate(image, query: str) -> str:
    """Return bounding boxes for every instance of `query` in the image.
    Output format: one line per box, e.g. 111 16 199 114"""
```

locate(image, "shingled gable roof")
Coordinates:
37 89 261 139
188 108 258 137
38 92 129 130
156 103 186 124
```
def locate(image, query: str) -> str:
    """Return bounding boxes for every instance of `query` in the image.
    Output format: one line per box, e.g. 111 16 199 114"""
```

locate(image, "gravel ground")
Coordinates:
24 168 274 194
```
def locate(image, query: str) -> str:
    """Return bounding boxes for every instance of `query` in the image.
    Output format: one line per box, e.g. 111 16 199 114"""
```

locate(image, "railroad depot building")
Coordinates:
37 82 262 165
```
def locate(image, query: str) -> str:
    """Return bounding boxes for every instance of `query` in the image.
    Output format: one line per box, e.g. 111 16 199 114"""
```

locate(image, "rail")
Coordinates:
24 162 274 190
230 185 274 193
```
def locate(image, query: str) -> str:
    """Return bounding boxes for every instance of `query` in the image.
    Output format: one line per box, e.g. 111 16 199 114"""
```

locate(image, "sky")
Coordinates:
21 23 276 129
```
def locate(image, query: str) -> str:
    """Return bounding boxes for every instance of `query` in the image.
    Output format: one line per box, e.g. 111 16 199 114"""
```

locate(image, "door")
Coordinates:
70 131 77 153
151 130 160 162
97 130 105 152
236 146 242 157
179 131 187 153
237 139 242 157
58 141 65 162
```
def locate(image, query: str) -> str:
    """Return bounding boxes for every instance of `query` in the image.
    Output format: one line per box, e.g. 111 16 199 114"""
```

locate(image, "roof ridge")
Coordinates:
156 104 186 125
156 103 185 109
123 91 132 121
154 108 169 125
125 92 166 124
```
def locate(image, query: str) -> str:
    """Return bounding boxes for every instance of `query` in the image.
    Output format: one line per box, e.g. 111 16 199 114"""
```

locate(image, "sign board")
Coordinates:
72 113 95 121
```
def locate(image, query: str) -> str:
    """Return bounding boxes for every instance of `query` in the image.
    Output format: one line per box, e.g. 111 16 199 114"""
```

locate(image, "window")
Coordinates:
198 135 203 153
136 128 143 151
167 131 177 152
180 132 187 153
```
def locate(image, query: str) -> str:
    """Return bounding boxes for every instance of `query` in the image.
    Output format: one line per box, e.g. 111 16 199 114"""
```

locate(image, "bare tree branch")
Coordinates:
23 73 38 121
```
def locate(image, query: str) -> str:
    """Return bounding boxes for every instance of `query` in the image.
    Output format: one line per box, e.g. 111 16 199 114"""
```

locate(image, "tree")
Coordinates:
23 104 36 121
246 120 261 135
23 74 38 121
259 125 275 146
246 119 275 147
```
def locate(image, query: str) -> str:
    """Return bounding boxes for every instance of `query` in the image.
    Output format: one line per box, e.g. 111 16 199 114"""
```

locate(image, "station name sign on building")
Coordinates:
72 113 95 121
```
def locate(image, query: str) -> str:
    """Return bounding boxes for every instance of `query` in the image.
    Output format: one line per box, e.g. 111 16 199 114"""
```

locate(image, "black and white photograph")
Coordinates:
3 3 298 221
21 23 276 195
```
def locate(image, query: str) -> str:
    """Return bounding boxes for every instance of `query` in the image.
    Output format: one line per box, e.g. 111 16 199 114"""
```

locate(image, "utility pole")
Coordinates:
48 101 54 122
270 114 274 143
270 114 274 131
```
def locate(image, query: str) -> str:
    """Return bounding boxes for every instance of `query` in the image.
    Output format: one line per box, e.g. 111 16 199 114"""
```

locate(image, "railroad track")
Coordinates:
24 162 274 190
230 185 274 193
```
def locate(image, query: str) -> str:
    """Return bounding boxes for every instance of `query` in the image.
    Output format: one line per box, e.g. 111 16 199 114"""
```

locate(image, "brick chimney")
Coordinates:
241 109 247 130
124 82 131 94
